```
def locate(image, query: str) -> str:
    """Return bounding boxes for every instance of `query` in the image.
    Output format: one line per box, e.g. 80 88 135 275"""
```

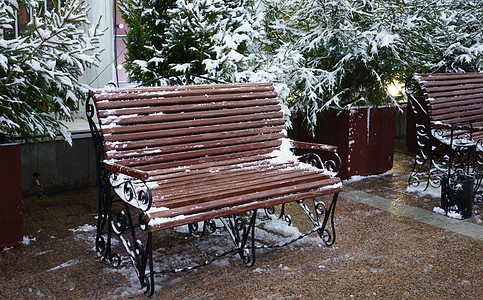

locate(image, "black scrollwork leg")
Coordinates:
264 204 292 226
221 210 258 267
110 201 154 295
188 220 217 237
297 193 338 246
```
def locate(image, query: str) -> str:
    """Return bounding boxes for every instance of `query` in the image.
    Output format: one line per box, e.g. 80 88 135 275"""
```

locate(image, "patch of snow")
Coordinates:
69 224 96 233
21 236 36 245
407 185 441 198
433 206 463 220
345 171 393 183
46 259 81 272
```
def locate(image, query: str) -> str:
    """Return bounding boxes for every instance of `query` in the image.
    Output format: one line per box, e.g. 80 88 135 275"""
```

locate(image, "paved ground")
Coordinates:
1 140 482 299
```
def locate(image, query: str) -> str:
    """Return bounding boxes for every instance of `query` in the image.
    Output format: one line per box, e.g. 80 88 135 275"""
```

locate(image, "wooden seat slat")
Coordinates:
150 163 308 193
152 172 327 207
432 114 483 125
110 139 282 168
154 174 328 209
147 177 341 221
146 155 274 177
148 187 341 231
150 166 298 192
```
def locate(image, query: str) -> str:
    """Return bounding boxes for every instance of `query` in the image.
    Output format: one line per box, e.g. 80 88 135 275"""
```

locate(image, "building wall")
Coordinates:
21 135 98 196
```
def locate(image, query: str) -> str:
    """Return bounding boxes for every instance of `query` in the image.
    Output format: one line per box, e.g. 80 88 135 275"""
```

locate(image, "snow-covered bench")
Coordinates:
86 82 343 295
406 73 482 198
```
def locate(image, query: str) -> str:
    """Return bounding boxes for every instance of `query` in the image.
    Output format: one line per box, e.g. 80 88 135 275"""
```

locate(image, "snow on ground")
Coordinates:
432 207 463 220
46 259 82 272
63 210 331 297
406 184 441 198
344 171 393 183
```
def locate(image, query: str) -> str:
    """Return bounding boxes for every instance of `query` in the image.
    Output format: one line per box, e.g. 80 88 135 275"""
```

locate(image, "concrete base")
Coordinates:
20 137 97 195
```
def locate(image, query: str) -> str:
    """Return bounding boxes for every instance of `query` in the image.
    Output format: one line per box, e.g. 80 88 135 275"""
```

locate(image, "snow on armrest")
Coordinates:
105 162 149 181
288 139 338 153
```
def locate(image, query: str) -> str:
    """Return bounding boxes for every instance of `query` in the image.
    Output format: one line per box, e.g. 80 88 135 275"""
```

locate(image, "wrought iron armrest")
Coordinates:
105 162 150 180
288 139 342 175
289 140 338 153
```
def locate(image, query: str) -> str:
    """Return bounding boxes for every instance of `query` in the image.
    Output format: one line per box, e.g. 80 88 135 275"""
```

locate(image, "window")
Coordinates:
6 1 64 39
114 3 130 84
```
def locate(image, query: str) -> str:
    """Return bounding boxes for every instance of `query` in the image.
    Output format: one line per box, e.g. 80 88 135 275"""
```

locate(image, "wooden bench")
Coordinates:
406 72 482 198
86 82 343 295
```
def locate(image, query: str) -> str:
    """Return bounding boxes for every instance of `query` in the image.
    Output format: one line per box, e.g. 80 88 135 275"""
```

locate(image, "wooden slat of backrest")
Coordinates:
115 140 282 168
93 84 275 103
102 113 284 138
90 82 272 95
100 105 281 127
139 148 276 171
97 98 279 117
417 73 483 125
104 126 285 151
417 72 483 83
92 83 286 171
107 132 285 161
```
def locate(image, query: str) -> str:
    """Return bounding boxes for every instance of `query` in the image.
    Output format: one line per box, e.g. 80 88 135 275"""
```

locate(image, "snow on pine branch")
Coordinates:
0 0 102 144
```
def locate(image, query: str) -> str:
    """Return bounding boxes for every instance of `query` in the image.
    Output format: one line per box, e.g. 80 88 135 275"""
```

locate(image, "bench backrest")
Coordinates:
88 83 286 172
416 72 483 127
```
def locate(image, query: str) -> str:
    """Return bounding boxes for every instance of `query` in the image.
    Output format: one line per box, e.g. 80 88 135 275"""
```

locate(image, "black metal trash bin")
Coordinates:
441 173 474 219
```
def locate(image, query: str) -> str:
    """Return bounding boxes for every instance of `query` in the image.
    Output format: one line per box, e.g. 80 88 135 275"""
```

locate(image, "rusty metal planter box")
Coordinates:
0 142 23 247
293 107 397 179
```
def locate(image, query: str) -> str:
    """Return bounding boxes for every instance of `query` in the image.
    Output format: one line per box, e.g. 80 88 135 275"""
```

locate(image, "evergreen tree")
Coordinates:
276 0 483 128
118 0 176 84
121 0 483 130
0 0 101 144
120 0 259 84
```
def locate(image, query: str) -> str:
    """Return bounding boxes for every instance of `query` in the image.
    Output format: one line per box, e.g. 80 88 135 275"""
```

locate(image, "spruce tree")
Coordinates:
0 0 101 144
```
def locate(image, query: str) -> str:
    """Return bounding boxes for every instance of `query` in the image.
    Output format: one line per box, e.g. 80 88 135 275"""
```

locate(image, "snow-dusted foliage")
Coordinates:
121 0 483 130
120 0 259 84
0 0 101 144
281 0 483 128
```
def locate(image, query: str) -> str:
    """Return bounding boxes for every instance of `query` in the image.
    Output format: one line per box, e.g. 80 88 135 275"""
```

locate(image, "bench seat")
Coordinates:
87 82 343 295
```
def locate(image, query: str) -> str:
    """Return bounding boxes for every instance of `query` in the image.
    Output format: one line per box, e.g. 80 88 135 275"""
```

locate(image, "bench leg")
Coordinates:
95 179 114 262
108 202 155 295
221 210 258 267
297 192 338 246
